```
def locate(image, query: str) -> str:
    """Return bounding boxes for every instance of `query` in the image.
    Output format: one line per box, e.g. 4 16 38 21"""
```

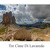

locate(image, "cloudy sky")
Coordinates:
0 4 50 24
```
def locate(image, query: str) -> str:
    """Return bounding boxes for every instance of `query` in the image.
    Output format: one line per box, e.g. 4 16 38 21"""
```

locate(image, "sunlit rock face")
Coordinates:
1 11 16 24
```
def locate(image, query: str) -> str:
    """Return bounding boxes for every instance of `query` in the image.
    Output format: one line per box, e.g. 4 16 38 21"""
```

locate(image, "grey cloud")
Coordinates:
28 5 50 19
0 4 38 24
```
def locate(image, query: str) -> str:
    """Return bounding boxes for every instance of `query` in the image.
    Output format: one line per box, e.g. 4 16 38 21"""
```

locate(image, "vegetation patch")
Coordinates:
0 26 8 34
0 27 5 34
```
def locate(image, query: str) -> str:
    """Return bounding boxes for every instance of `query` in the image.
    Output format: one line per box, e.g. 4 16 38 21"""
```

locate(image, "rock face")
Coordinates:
12 29 32 41
2 11 16 24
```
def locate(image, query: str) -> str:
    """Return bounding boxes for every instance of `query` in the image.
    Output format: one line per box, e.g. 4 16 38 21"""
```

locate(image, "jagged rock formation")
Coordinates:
11 29 32 41
2 11 16 25
1 29 32 41
0 29 45 41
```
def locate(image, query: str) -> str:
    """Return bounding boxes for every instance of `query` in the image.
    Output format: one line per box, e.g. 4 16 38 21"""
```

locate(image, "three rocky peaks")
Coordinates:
2 11 16 25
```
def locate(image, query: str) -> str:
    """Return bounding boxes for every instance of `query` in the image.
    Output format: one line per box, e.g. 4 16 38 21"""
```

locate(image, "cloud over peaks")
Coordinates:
0 4 38 24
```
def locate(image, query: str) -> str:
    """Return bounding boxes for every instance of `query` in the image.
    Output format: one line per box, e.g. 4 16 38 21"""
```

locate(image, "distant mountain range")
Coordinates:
18 22 50 29
0 19 50 29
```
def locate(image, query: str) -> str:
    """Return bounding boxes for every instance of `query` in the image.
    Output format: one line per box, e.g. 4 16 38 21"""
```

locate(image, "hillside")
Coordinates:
0 24 50 41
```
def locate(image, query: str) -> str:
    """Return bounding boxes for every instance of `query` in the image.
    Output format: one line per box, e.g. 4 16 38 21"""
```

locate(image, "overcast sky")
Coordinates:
0 4 50 24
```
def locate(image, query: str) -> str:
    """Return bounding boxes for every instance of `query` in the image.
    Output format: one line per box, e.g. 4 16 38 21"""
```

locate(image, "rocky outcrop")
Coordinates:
2 29 32 41
12 29 32 41
2 11 16 25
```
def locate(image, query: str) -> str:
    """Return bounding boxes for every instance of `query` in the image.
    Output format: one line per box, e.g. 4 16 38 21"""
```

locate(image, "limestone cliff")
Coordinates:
2 11 16 25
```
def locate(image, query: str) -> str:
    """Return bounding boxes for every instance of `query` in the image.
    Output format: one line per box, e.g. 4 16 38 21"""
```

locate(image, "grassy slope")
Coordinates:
0 25 8 34
0 27 6 34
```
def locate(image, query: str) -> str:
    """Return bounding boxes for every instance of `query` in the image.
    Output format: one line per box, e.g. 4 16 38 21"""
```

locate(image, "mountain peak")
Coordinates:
1 11 16 25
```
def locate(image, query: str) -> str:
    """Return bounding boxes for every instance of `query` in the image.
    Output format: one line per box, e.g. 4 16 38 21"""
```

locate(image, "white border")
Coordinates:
0 0 50 50
0 0 50 4
0 41 50 50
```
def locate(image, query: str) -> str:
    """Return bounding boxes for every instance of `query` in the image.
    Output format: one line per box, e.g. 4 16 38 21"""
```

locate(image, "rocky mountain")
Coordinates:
33 22 50 29
1 11 16 25
18 22 50 29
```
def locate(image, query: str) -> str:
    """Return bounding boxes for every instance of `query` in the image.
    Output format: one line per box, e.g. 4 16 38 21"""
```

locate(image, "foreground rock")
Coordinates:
2 29 32 41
